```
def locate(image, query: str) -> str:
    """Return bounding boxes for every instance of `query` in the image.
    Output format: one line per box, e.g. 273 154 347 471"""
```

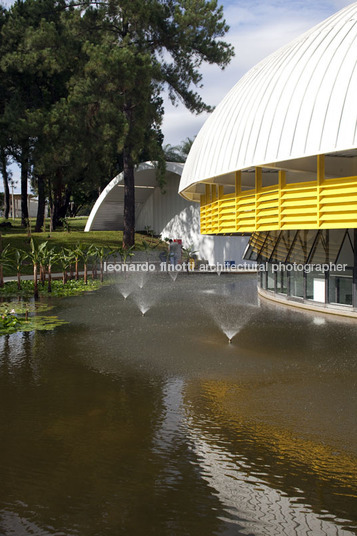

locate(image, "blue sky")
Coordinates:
0 0 353 191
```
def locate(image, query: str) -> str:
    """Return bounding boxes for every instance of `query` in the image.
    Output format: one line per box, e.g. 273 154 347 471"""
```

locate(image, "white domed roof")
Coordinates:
179 2 357 198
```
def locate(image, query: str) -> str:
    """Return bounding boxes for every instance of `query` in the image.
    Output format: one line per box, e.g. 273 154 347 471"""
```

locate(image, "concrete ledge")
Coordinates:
258 287 357 319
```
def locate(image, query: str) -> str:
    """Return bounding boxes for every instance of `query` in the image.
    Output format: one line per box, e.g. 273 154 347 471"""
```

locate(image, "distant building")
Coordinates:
7 194 44 219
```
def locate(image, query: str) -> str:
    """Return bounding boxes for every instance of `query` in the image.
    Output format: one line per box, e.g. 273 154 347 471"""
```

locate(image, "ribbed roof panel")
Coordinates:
179 3 357 197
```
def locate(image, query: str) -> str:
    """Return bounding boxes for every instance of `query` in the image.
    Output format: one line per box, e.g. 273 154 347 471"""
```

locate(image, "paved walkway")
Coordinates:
3 272 86 283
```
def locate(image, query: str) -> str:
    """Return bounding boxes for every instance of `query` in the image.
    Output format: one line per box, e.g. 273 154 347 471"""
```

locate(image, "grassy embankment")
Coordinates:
0 216 165 277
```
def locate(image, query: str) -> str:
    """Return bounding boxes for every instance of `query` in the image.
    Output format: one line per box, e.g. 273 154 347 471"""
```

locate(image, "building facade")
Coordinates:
179 3 357 314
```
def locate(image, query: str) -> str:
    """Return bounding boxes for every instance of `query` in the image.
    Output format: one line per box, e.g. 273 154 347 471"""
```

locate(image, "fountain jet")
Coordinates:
139 305 150 316
222 329 239 345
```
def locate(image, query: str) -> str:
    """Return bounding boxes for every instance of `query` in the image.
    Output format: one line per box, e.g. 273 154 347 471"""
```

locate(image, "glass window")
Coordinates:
276 270 288 295
336 232 354 268
287 231 317 264
243 244 258 261
306 270 325 303
250 232 268 260
260 270 267 289
271 231 294 263
329 269 353 306
260 231 279 262
267 264 275 291
328 230 348 263
290 270 304 298
309 231 329 264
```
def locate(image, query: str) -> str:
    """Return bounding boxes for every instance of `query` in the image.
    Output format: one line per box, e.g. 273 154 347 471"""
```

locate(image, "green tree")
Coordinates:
0 0 71 226
75 243 95 284
163 137 195 163
13 248 29 290
1 0 233 239
28 239 48 299
72 0 233 248
58 247 73 285
0 148 12 219
45 247 58 293
0 5 13 220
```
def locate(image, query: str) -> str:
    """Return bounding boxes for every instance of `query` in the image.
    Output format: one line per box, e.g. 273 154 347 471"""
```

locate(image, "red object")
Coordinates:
174 239 182 244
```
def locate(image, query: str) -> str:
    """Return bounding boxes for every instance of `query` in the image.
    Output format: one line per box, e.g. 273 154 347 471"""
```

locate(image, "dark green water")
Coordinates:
0 273 356 535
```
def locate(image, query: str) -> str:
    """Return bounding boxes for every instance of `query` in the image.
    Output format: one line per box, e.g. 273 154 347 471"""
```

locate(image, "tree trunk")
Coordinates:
51 172 71 230
75 259 79 280
48 179 53 234
35 174 46 232
40 264 45 285
123 146 135 248
0 265 3 288
100 260 104 283
84 263 87 285
51 177 60 231
17 272 21 290
0 149 10 219
20 141 30 227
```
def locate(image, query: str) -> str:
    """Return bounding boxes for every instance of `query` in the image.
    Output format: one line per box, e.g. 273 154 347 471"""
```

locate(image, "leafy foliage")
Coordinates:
0 301 68 335
0 0 234 240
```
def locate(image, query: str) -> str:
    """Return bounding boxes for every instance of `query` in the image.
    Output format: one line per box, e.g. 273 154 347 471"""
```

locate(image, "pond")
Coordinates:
0 272 356 535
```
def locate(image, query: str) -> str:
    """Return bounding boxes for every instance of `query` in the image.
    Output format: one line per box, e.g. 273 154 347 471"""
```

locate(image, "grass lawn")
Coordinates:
0 216 166 276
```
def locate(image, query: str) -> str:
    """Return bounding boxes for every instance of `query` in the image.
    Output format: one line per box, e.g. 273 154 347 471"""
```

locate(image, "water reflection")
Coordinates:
0 274 356 535
184 379 357 535
0 333 224 535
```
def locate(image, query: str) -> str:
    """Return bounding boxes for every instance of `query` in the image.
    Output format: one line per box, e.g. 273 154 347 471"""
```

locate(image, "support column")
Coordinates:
205 184 210 204
235 170 241 196
235 171 241 232
200 194 205 233
317 155 324 229
278 170 286 229
255 167 262 230
303 270 307 301
287 268 291 297
325 230 330 304
211 184 217 202
353 229 357 309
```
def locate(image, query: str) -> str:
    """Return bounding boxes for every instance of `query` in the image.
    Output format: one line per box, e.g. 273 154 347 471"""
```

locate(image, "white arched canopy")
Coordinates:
85 162 184 232
84 160 251 265
180 2 357 200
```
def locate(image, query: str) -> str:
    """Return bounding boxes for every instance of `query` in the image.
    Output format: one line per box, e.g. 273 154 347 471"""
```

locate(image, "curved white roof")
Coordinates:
180 2 357 198
85 161 184 231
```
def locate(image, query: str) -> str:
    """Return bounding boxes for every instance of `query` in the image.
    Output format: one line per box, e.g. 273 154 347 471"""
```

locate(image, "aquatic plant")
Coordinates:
0 302 68 335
